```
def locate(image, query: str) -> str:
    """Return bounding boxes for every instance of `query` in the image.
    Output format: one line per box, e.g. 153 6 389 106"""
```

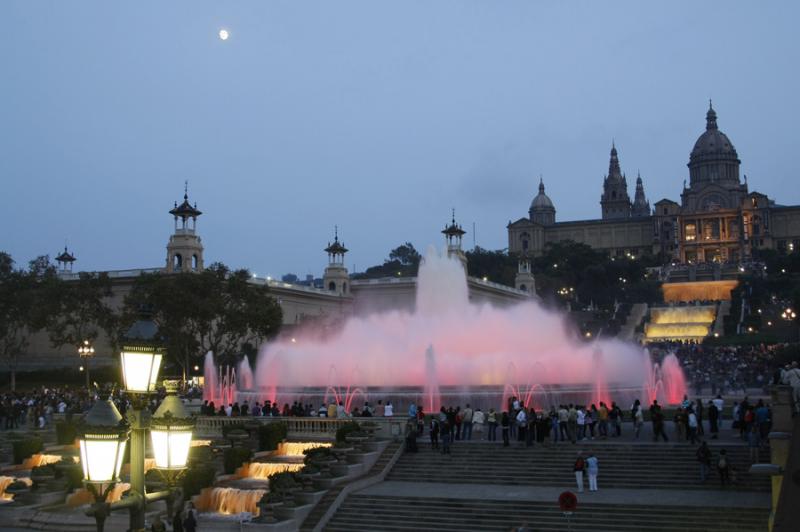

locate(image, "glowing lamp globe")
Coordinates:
150 381 194 470
121 348 163 393
78 398 129 485
120 318 165 393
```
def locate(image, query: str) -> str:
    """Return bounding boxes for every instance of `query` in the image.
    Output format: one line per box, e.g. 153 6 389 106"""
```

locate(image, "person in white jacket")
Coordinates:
472 408 486 439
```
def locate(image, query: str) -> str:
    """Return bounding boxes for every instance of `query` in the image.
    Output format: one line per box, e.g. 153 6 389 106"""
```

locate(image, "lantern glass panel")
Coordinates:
121 351 163 392
151 428 192 469
79 437 126 483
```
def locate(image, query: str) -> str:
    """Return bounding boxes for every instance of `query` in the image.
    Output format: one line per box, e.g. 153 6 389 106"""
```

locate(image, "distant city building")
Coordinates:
508 103 800 264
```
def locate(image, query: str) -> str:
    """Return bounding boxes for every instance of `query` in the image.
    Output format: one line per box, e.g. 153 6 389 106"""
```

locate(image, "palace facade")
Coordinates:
508 104 800 264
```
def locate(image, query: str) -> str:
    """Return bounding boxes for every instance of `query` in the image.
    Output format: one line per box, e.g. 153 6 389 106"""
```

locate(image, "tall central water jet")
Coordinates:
252 246 686 409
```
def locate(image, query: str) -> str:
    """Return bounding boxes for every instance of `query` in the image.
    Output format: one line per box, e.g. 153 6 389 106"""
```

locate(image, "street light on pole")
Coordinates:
81 316 194 532
78 340 95 389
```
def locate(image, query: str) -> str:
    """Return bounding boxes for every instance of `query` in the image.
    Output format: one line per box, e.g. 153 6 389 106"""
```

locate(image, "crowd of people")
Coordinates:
651 342 781 395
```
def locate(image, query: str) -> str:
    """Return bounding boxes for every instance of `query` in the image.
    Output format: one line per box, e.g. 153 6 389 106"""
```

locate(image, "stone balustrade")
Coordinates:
194 414 409 440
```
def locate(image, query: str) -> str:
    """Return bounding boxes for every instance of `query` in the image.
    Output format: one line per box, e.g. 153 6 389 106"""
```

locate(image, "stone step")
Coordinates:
326 496 768 532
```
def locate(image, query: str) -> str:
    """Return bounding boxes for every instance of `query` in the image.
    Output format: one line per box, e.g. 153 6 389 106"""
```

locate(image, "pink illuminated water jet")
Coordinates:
205 247 686 410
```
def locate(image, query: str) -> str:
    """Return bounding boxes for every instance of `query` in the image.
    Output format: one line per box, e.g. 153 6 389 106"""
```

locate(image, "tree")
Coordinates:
124 263 283 378
0 253 56 390
353 243 422 279
45 272 115 350
466 247 516 286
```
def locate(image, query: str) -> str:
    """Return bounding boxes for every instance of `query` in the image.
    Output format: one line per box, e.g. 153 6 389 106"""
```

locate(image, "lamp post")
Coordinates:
81 318 194 532
78 340 95 389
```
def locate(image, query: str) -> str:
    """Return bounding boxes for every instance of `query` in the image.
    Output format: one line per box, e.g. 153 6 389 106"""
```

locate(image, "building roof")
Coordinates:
55 246 76 263
324 227 348 255
442 211 466 237
530 178 555 210
689 102 739 165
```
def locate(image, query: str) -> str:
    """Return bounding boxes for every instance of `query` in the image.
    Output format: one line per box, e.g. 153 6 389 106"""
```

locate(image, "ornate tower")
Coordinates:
631 172 651 217
166 184 204 273
529 177 556 226
55 246 76 273
323 227 350 295
600 143 632 219
514 252 536 294
442 210 467 270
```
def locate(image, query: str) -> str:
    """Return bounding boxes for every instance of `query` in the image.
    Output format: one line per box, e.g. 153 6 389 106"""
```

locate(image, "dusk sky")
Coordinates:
2 1 798 279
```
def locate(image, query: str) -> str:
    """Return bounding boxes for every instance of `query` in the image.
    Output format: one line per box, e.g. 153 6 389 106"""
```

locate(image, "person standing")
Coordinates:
487 408 498 442
632 400 644 440
573 452 586 493
687 408 698 444
567 404 578 444
472 407 485 440
501 411 510 447
598 402 609 439
430 417 440 450
576 407 586 441
586 453 599 492
462 404 474 440
781 361 800 413
550 406 560 443
708 400 719 439
717 449 730 486
384 401 394 417
516 407 528 443
441 419 451 454
696 441 712 482
183 503 197 532
695 399 705 437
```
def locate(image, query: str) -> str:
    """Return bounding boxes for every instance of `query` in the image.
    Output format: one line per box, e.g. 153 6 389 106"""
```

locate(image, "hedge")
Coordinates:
257 422 287 451
13 437 43 464
55 421 78 445
223 447 252 474
335 421 361 443
181 464 217 498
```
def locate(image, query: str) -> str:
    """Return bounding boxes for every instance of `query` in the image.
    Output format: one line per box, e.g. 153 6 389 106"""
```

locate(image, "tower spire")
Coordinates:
706 100 718 130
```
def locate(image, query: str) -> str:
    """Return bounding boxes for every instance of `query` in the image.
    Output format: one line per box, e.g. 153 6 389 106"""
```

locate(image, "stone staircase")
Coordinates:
325 495 769 531
385 442 770 491
619 302 647 341
300 440 402 531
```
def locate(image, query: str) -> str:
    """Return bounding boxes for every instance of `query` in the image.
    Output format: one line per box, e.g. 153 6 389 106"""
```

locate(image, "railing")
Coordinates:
195 415 407 440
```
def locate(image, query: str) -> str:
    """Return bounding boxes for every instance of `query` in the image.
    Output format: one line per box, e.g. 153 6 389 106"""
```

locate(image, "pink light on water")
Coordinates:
242 247 686 408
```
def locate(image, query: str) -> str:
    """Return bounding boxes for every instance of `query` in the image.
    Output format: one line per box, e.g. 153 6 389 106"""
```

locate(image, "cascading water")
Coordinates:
240 246 686 409
238 357 254 392
194 487 267 516
235 462 304 479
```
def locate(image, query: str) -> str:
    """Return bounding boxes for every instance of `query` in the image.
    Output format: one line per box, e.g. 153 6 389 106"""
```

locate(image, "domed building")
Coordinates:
509 102 800 270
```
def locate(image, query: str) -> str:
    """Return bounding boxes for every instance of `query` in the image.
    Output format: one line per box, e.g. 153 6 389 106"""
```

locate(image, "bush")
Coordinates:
268 471 299 497
302 446 333 465
12 437 43 464
335 421 361 443
223 447 252 474
57 464 83 490
257 422 288 451
55 421 78 445
181 464 216 498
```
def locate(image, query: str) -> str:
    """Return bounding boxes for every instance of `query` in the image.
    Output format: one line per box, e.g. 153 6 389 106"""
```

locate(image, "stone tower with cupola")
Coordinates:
442 210 468 270
323 227 350 296
166 184 204 273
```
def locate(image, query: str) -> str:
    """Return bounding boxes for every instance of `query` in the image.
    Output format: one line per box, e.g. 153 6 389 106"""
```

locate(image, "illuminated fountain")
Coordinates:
194 486 267 517
0 476 33 503
645 306 717 342
276 442 331 457
235 462 304 480
205 246 686 408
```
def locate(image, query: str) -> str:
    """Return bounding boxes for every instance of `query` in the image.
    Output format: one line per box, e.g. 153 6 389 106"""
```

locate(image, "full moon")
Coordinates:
219 29 229 41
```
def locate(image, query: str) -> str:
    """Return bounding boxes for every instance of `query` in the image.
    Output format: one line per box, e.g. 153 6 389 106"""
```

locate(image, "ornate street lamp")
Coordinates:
84 315 189 532
78 395 129 532
151 380 195 476
78 340 96 389
78 396 128 488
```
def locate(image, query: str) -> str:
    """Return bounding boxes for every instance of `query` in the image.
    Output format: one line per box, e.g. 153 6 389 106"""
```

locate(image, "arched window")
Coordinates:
192 255 198 270
173 254 182 269
612 191 617 199
328 281 336 291
519 284 527 291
